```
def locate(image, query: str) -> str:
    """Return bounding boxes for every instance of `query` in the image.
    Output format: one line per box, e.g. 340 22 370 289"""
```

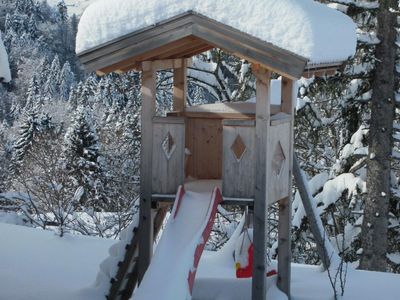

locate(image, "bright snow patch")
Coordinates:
0 223 114 300
1 221 400 299
0 33 11 82
76 0 357 65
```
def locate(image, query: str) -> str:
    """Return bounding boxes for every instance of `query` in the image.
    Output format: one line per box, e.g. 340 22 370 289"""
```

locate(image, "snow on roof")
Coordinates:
76 0 357 65
0 33 11 83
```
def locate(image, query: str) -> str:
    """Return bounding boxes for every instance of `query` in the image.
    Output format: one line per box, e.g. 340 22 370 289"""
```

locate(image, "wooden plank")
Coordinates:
153 116 184 124
152 119 185 194
155 39 211 60
173 59 187 112
181 111 256 120
147 59 183 71
222 122 256 198
222 119 255 127
281 78 296 114
152 194 254 206
252 67 271 300
173 45 214 59
79 13 195 61
108 227 139 300
293 155 331 270
98 60 141 75
190 16 306 79
138 62 156 283
84 24 195 72
267 122 291 205
270 113 291 126
277 77 295 298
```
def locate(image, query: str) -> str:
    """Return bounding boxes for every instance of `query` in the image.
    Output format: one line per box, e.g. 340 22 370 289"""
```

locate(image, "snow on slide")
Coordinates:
134 185 222 300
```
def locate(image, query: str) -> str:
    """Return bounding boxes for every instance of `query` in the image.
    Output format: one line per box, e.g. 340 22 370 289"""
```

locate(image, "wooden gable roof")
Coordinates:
78 12 311 79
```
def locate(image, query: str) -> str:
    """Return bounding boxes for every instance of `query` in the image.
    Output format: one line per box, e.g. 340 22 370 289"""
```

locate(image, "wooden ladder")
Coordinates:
107 207 169 300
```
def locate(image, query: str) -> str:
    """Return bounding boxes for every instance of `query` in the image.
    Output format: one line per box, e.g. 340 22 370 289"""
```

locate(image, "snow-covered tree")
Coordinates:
63 106 106 209
43 55 61 99
59 61 75 101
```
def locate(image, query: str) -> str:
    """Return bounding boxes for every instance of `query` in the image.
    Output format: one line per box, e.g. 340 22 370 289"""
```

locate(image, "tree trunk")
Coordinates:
360 0 397 271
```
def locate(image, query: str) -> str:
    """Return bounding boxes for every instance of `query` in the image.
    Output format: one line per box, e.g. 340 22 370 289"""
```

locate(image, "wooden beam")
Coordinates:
293 155 331 270
277 77 296 298
302 68 337 79
98 59 142 75
190 14 307 79
79 13 195 62
252 66 271 300
152 194 254 207
138 62 157 283
173 59 187 112
154 39 210 60
178 45 214 58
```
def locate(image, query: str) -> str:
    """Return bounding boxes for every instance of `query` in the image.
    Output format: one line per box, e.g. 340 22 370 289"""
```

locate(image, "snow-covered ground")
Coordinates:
0 221 399 300
0 222 114 300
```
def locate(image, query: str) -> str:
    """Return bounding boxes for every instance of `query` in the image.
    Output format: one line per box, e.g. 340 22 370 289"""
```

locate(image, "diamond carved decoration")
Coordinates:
272 141 286 176
231 135 246 161
162 132 176 160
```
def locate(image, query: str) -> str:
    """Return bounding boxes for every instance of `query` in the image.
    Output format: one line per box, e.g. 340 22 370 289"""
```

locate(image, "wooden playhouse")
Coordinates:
76 2 356 299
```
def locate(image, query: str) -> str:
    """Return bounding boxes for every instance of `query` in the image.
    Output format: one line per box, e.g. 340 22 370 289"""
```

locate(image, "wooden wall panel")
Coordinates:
267 121 291 205
222 120 256 198
152 117 185 194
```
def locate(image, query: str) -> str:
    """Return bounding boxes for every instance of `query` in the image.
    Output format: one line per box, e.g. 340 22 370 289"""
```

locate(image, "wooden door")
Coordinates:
186 118 223 179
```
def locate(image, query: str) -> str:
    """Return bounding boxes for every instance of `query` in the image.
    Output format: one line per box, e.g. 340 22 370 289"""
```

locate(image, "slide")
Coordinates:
134 185 222 300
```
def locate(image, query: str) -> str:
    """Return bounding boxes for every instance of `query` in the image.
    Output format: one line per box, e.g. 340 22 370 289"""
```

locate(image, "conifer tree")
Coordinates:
63 106 107 210
59 61 75 101
44 55 61 99
12 107 53 169
25 74 41 109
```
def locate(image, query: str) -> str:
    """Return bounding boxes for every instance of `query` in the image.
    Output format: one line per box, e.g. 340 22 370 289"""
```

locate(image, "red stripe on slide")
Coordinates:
173 185 186 219
188 187 223 294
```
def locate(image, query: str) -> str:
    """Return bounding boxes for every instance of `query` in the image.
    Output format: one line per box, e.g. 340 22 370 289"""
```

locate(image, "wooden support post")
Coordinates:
138 61 156 284
277 78 296 298
293 154 332 270
173 59 187 112
252 65 271 300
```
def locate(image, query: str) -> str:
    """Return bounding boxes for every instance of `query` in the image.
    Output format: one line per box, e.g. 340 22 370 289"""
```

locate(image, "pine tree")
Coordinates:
44 55 61 100
15 0 35 16
25 74 41 109
59 61 75 101
12 107 53 169
63 106 107 210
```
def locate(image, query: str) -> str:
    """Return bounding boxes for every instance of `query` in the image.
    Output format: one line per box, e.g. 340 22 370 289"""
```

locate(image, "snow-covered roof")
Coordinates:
0 33 11 83
76 0 357 66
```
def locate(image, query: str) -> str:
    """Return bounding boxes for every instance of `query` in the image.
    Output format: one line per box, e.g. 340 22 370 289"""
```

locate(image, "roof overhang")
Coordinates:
78 12 311 79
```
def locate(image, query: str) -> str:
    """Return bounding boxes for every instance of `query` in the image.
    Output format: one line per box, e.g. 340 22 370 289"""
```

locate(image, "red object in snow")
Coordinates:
235 243 277 278
236 243 254 278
